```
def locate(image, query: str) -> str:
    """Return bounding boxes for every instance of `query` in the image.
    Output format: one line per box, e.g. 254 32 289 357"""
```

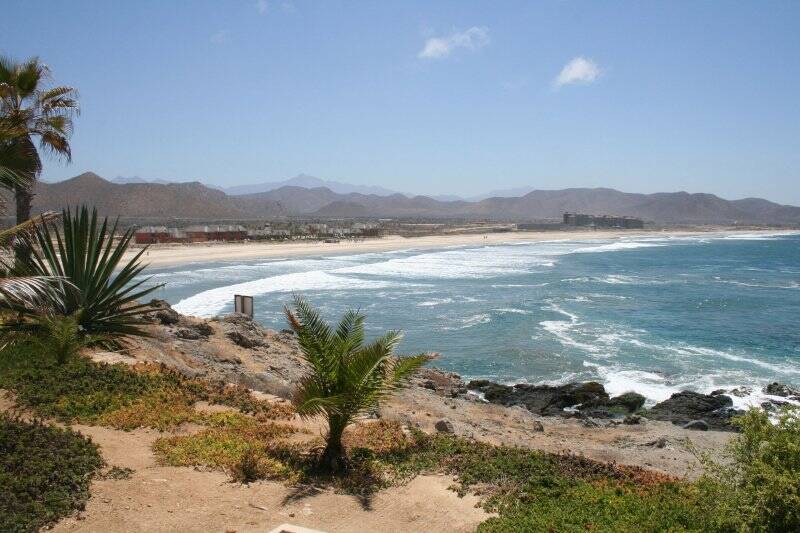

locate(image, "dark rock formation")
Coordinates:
646 391 743 431
227 330 265 349
148 299 180 325
764 382 800 401
412 368 467 398
467 380 610 416
606 392 646 413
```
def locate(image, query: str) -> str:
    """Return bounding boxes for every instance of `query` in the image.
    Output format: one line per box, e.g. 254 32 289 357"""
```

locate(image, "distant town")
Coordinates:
133 213 646 245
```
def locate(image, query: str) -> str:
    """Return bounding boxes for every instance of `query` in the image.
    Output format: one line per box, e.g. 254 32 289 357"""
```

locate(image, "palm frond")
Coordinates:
0 275 62 309
0 211 60 247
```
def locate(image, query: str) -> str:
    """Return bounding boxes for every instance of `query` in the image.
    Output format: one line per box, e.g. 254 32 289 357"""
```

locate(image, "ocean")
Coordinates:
145 231 800 409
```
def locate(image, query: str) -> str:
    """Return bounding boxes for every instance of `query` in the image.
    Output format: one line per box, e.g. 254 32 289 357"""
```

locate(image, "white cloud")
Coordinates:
553 57 601 88
418 27 490 59
255 0 268 14
210 30 228 44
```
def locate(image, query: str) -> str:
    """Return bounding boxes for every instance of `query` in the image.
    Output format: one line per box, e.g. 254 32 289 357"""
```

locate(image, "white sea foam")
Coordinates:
539 303 606 354
173 270 406 317
585 361 800 409
493 307 533 315
417 298 453 307
442 313 492 330
722 231 800 240
572 241 666 254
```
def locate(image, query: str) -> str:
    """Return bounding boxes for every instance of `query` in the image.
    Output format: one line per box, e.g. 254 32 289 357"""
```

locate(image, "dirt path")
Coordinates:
51 424 489 533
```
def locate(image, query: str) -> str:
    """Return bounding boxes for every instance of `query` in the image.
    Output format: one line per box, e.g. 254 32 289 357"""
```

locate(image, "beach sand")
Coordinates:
127 227 766 269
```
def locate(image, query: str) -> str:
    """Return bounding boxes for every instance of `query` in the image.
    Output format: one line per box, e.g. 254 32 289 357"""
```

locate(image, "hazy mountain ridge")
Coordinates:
19 172 800 225
223 174 400 197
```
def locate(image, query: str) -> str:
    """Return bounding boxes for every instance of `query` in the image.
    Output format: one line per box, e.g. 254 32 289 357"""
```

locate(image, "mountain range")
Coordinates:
18 172 800 225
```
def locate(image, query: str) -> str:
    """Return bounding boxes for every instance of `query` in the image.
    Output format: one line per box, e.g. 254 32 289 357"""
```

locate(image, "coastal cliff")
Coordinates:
111 300 757 477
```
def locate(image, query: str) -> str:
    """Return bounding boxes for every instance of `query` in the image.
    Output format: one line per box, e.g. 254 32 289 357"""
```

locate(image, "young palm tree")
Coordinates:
0 56 79 223
285 296 434 472
22 206 161 341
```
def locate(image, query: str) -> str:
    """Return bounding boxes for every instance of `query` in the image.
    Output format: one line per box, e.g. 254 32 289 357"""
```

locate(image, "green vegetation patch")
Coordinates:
0 416 104 533
154 415 299 483
0 340 294 429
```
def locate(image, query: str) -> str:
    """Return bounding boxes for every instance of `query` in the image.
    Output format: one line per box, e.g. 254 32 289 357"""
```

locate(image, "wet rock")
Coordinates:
647 391 741 431
606 392 646 413
764 382 800 400
435 419 454 433
760 399 790 412
467 380 610 416
683 420 709 431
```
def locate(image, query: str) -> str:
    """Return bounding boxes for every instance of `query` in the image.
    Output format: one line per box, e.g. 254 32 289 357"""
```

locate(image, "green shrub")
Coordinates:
0 416 104 533
697 407 800 532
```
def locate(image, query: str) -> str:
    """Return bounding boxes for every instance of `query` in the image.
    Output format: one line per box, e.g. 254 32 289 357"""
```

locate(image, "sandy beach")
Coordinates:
124 227 786 269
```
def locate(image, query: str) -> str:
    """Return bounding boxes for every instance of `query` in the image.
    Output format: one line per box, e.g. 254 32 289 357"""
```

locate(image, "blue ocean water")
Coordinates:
145 232 800 408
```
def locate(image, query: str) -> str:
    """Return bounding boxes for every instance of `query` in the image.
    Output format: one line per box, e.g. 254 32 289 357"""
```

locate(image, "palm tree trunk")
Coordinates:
15 184 33 224
321 416 348 472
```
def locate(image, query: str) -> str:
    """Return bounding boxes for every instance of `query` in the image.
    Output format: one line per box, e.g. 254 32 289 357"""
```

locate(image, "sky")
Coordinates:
4 1 800 203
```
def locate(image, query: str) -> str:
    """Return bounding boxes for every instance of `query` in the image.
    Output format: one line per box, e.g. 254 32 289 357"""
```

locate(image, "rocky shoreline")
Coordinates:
142 299 798 435
459 378 799 432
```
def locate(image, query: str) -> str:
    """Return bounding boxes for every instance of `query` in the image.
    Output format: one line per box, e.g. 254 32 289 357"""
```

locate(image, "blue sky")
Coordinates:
5 1 800 203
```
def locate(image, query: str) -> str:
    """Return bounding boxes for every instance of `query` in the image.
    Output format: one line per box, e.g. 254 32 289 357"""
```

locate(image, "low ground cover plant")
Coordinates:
0 339 292 428
0 416 104 533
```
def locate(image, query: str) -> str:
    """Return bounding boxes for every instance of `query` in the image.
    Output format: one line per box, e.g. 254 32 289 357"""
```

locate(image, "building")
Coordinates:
184 225 248 242
134 226 188 244
563 213 644 229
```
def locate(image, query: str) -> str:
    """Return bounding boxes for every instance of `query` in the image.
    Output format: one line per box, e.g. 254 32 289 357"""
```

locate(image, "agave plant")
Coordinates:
22 206 162 339
285 295 433 472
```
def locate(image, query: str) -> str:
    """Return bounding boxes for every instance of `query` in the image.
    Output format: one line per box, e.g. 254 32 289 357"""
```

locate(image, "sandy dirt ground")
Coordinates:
49 423 488 533
122 227 781 269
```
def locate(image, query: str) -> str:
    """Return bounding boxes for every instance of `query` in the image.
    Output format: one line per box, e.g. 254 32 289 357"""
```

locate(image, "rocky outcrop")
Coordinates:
646 391 743 431
413 366 467 398
764 382 800 401
465 380 643 417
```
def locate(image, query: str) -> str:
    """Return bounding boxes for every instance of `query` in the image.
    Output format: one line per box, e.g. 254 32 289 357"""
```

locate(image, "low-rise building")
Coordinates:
134 226 188 244
563 213 644 229
184 225 247 242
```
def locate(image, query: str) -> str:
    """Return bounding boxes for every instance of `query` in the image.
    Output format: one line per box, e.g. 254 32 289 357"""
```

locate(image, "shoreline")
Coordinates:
128 227 798 269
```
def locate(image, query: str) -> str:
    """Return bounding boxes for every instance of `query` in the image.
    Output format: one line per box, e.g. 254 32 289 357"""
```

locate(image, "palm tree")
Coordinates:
0 56 79 224
285 296 434 472
0 123 64 310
